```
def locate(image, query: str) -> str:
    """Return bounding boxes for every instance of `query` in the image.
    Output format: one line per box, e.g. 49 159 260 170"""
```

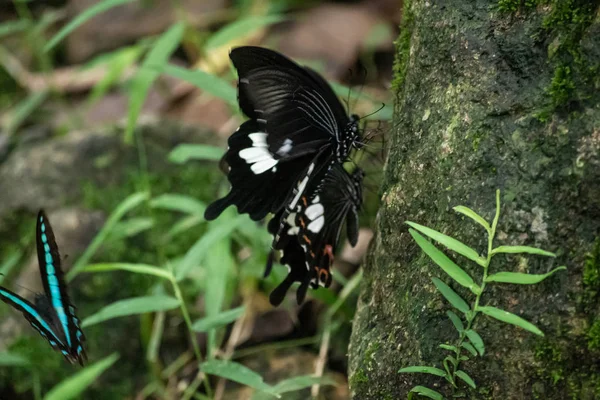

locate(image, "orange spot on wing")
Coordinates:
303 235 312 245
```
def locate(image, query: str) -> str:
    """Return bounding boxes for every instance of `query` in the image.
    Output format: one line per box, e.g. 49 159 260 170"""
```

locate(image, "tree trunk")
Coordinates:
349 1 600 399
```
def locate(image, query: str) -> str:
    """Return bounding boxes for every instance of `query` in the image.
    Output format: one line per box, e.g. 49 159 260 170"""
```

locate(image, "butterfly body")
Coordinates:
0 211 86 365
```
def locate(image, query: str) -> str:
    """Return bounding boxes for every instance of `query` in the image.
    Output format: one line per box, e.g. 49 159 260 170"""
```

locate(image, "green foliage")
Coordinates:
44 354 119 400
392 0 414 93
587 319 600 351
399 190 565 397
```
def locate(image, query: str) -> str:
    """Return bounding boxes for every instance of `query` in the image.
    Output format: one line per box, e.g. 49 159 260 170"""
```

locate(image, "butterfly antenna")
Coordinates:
359 102 386 121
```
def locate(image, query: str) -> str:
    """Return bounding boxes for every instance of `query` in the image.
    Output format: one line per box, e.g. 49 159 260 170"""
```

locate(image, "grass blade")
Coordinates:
446 310 464 333
175 215 246 280
4 91 48 135
486 267 566 284
162 64 236 106
0 352 30 367
67 192 149 280
82 295 180 327
107 217 154 242
205 15 285 50
432 278 470 314
169 144 224 164
0 20 30 38
44 353 119 400
408 386 443 400
192 306 245 332
453 205 491 232
478 306 544 336
406 221 485 266
491 246 556 257
81 262 172 280
398 366 446 377
45 0 135 52
150 194 206 216
250 375 336 399
465 329 485 356
125 22 184 143
455 370 476 388
200 360 277 396
410 229 479 293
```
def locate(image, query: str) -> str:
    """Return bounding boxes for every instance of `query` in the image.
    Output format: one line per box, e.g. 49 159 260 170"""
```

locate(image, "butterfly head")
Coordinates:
338 115 362 161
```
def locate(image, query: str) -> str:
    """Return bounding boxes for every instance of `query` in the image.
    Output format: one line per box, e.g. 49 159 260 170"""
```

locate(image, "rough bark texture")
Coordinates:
349 1 600 399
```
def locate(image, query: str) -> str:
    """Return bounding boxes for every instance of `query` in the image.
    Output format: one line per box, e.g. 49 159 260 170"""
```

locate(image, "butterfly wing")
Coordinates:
36 210 86 365
205 47 359 221
266 165 363 305
294 165 363 288
0 287 68 351
230 46 351 156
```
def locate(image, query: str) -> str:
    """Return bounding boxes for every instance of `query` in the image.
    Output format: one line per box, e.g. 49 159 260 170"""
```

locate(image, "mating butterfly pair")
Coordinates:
205 46 364 306
0 211 86 365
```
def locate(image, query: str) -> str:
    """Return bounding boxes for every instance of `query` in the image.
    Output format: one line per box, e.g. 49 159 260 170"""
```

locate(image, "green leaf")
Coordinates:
410 229 479 293
82 295 180 327
491 189 501 236
125 22 184 143
81 262 173 280
0 251 22 284
175 215 246 280
453 205 491 231
478 306 544 336
205 15 286 50
461 342 478 357
44 0 135 52
4 91 49 135
432 278 470 314
150 194 206 216
439 344 458 352
200 360 277 396
88 46 141 105
0 19 30 38
0 352 30 367
68 192 149 280
406 221 485 266
44 353 119 400
444 355 458 367
192 306 245 332
169 144 224 163
460 355 470 361
491 246 556 257
408 386 443 400
485 267 566 284
251 375 336 399
465 330 485 356
162 64 237 106
447 310 465 333
398 366 446 377
163 215 203 240
455 370 476 389
107 217 154 241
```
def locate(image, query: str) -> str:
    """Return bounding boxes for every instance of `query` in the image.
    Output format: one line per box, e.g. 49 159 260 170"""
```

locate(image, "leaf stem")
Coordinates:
450 190 500 390
170 276 213 397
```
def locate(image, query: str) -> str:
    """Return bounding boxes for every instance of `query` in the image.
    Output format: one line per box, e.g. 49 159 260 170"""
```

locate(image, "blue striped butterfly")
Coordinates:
0 210 87 365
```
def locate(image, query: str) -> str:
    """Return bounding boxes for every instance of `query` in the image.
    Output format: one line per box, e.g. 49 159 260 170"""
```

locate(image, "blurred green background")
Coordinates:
0 0 398 398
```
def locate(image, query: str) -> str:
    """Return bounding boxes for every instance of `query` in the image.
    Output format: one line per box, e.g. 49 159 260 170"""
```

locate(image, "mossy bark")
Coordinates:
349 1 600 399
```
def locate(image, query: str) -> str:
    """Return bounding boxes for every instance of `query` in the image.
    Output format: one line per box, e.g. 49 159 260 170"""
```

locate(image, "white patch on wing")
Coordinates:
305 203 324 220
277 138 293 156
239 132 277 174
289 163 315 208
307 215 324 233
286 213 299 235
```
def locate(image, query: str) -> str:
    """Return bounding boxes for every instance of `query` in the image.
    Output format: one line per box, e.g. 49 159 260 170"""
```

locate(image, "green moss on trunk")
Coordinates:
349 1 600 399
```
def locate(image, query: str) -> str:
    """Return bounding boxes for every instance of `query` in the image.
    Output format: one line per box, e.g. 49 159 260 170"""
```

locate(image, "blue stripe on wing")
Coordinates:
38 214 72 348
0 288 65 347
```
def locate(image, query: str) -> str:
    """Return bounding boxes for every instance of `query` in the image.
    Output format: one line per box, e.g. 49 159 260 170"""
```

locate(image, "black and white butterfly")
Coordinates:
266 164 364 306
0 211 87 365
204 46 362 222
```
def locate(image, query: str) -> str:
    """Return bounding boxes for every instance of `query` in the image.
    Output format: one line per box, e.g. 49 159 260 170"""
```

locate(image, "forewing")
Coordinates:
230 47 349 158
36 210 86 365
205 121 315 221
